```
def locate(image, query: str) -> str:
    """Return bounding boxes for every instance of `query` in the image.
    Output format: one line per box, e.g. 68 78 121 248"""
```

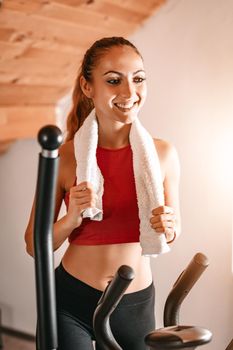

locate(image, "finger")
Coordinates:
77 202 94 214
150 214 176 224
70 186 93 197
151 224 165 232
151 225 168 233
71 193 96 206
69 197 87 206
77 189 92 198
151 217 175 230
70 191 88 201
78 198 95 212
151 206 174 215
153 228 175 237
76 181 93 191
70 186 84 195
72 191 97 203
151 220 175 230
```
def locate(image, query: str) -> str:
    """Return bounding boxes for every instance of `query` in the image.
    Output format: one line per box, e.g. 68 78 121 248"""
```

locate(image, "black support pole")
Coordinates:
34 125 62 350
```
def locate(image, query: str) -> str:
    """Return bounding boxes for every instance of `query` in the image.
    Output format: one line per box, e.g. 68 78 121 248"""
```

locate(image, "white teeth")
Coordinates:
115 102 135 109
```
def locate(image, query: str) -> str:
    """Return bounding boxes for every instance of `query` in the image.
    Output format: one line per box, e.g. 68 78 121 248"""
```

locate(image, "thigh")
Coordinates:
109 283 155 350
55 263 102 350
57 310 94 350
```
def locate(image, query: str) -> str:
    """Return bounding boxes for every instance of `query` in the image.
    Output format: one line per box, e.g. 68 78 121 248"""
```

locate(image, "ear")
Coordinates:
80 75 93 99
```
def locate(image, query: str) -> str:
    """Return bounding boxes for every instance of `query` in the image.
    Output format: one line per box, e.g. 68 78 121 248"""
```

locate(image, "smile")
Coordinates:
114 102 138 111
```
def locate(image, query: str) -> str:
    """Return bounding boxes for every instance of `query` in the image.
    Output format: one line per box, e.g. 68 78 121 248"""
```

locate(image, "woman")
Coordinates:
25 36 181 350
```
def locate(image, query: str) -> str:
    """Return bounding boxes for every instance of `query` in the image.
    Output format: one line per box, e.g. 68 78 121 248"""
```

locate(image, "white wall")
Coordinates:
0 0 232 349
0 139 67 333
130 0 233 348
0 139 38 332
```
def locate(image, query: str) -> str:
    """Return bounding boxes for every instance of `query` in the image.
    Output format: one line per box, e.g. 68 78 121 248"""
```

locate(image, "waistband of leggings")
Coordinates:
56 262 154 306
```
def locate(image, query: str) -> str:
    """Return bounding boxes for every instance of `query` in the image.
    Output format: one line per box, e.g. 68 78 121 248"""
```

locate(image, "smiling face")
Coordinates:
80 45 147 125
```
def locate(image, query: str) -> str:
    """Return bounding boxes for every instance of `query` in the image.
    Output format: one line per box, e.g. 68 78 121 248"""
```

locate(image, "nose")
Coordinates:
120 80 136 99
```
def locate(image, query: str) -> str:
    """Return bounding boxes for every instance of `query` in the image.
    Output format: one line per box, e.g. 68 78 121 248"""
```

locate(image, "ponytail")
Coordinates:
65 69 94 142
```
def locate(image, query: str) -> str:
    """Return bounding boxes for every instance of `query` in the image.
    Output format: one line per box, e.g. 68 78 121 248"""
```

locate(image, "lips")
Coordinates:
114 101 138 111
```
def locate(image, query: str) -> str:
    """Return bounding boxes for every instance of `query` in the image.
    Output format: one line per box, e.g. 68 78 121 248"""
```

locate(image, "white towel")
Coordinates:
73 109 170 257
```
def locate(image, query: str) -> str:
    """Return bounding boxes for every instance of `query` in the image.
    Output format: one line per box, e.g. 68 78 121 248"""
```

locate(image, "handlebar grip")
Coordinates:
226 339 233 350
145 325 212 349
38 125 63 151
164 252 209 326
93 265 135 350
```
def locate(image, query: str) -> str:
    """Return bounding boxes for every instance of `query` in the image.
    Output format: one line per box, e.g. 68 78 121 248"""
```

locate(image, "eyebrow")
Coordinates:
103 69 145 76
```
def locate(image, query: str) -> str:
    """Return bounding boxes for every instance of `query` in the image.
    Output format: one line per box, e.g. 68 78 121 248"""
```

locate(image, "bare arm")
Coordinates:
150 139 181 243
24 141 97 257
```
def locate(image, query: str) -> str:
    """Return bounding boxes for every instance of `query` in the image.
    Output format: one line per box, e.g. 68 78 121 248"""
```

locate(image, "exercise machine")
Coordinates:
33 125 232 350
34 125 62 350
93 255 212 350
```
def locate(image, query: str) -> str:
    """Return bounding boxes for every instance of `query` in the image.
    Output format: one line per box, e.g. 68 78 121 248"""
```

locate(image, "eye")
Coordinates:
107 78 121 85
133 76 146 84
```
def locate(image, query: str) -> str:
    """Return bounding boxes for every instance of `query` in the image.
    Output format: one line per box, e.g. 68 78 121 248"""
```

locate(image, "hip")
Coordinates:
55 262 155 326
62 242 152 292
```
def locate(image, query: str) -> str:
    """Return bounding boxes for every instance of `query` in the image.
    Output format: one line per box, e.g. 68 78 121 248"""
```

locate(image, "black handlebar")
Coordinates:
164 252 209 327
93 265 135 350
145 325 212 349
34 125 62 350
94 254 212 350
226 339 233 350
145 253 212 349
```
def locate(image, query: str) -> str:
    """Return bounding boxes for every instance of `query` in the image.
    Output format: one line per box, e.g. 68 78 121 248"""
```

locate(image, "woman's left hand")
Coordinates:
150 206 176 243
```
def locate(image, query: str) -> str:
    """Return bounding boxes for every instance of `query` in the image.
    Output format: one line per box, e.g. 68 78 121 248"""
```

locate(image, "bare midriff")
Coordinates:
62 242 152 293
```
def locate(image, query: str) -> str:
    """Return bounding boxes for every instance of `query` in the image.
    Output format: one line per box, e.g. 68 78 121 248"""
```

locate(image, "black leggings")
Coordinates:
55 263 155 350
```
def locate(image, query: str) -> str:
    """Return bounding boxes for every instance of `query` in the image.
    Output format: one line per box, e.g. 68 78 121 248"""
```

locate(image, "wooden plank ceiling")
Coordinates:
0 0 166 151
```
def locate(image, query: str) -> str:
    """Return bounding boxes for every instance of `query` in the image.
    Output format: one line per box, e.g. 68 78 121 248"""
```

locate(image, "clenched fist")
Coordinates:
66 181 98 229
150 206 176 243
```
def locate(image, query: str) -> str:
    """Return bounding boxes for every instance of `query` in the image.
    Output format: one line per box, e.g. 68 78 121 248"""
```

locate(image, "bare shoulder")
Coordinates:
58 140 76 190
154 138 177 160
153 138 180 178
59 140 75 163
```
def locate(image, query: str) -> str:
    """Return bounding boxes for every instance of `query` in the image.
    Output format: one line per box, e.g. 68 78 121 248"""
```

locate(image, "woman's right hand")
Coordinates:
66 181 97 229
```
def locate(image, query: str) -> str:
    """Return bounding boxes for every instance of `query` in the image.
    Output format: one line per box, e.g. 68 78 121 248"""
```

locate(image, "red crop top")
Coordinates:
64 144 140 245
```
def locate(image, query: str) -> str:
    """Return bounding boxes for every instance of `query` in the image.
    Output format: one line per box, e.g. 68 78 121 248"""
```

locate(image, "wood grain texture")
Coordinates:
0 0 166 144
0 106 57 141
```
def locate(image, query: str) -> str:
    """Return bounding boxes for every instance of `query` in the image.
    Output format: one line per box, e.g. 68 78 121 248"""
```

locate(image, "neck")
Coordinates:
97 120 131 149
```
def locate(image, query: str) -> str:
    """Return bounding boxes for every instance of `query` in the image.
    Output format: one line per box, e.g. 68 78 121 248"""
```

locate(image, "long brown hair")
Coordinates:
65 36 142 142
